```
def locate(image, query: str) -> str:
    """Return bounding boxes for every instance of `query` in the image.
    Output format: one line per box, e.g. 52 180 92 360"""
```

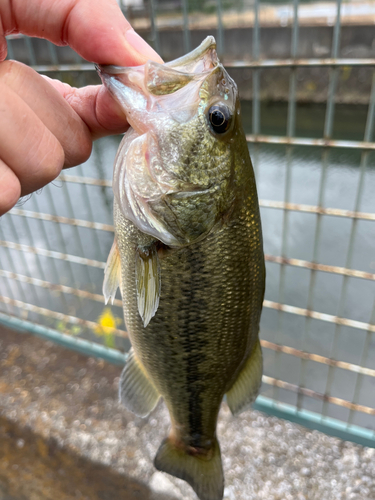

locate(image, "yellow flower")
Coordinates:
94 308 122 348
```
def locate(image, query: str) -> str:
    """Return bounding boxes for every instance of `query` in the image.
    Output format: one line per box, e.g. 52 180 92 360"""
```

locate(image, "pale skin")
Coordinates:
0 0 163 216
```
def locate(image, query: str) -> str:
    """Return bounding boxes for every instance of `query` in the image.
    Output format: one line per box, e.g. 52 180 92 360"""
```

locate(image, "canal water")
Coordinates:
0 101 374 430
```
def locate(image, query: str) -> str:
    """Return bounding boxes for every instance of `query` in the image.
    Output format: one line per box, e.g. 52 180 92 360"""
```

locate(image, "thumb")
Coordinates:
0 0 163 66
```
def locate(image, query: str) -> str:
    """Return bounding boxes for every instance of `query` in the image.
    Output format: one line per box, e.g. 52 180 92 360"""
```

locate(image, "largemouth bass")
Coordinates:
97 37 265 500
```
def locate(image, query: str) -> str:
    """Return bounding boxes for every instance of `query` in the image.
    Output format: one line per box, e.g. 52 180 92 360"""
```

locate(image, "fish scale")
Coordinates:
99 36 265 500
115 189 263 440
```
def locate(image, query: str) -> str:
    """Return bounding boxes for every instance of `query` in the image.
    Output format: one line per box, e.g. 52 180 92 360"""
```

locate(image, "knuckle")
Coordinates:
18 127 65 195
0 59 18 75
33 132 65 186
0 169 21 216
46 140 65 181
64 130 92 168
76 135 92 165
0 59 30 80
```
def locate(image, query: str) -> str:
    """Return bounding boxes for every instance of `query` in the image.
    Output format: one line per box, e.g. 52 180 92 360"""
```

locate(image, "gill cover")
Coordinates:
97 37 238 247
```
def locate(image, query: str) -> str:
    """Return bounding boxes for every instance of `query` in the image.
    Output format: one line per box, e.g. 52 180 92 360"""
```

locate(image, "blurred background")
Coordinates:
0 0 374 446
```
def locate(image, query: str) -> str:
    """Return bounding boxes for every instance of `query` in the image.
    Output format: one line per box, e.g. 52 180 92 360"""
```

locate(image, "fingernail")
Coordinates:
125 30 163 64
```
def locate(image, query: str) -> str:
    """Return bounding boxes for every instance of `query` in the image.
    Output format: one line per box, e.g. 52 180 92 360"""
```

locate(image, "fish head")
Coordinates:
98 37 245 247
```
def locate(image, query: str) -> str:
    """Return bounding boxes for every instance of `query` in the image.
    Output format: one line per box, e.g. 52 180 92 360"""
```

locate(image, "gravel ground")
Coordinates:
0 326 374 500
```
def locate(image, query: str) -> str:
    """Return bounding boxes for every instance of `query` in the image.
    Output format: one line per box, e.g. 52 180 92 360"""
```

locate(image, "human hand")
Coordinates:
0 0 163 216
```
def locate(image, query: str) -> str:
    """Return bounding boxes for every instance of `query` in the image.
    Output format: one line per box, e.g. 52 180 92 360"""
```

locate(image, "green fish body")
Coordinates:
98 37 265 500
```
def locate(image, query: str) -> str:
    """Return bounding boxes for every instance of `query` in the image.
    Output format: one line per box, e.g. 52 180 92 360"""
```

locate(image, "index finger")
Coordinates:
0 0 162 65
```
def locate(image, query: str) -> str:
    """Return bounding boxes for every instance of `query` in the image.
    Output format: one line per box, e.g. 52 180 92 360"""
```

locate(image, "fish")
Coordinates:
97 36 265 500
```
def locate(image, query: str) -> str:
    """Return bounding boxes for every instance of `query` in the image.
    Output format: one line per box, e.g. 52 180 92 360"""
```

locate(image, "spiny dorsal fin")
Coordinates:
103 239 122 305
135 244 161 327
226 340 263 416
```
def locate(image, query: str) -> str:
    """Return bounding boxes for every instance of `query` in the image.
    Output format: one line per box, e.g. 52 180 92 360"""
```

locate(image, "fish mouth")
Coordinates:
165 36 218 73
97 36 218 78
96 37 229 135
96 36 231 132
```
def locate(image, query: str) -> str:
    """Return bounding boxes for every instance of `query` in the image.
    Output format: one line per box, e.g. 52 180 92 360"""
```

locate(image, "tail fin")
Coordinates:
154 436 224 500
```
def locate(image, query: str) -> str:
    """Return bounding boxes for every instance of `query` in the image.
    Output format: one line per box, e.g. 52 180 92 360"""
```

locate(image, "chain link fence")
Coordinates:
0 0 374 447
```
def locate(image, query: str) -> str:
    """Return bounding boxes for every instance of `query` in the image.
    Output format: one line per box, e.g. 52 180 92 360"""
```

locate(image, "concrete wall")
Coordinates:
145 25 375 61
10 24 375 103
139 25 375 103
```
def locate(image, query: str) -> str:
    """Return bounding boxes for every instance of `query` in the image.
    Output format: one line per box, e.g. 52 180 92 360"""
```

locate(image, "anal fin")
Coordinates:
135 243 161 327
103 238 122 304
226 340 263 416
119 348 160 417
154 436 224 500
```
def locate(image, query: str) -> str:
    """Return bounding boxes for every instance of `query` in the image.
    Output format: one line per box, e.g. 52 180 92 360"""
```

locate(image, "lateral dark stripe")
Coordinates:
178 247 209 445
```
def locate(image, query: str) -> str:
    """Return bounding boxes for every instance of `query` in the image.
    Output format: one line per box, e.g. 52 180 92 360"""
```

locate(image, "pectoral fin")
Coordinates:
119 348 160 417
135 244 161 327
103 239 122 304
226 340 263 416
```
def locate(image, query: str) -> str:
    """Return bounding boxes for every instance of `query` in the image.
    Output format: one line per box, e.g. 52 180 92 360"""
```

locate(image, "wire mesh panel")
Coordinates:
0 0 374 446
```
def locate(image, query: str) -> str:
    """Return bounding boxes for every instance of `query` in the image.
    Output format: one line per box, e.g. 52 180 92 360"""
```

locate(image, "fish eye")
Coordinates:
208 105 231 134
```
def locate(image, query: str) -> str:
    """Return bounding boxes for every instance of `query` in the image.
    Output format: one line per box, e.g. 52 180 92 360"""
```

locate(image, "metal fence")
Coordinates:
1 0 374 448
